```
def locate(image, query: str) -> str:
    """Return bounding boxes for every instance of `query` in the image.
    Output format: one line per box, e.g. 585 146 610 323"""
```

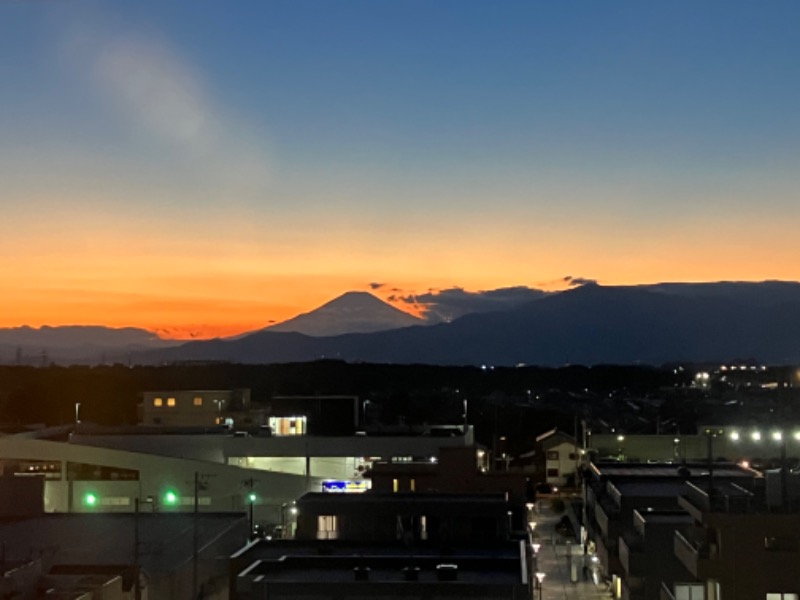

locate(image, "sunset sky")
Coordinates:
2 1 799 338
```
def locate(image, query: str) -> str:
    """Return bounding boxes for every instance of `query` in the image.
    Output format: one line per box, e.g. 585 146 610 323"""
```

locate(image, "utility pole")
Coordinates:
191 472 213 599
244 477 256 537
193 471 199 600
134 498 140 600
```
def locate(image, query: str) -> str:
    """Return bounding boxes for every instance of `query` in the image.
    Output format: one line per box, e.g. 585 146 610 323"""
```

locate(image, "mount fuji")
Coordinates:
265 291 424 337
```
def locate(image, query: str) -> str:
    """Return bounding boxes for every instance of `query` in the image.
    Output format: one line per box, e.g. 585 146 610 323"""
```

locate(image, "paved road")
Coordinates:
529 500 613 600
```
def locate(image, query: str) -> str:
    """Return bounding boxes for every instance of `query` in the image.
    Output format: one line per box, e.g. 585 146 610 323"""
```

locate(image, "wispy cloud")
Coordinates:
62 21 273 197
563 276 599 287
390 286 549 323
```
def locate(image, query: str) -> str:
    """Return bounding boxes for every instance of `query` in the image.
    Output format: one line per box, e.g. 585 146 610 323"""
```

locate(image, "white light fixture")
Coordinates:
772 431 783 442
730 431 740 441
532 543 541 554
535 572 546 584
751 431 762 442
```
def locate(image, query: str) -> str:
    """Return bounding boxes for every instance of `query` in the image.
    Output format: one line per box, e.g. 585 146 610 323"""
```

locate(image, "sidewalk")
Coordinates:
529 500 612 600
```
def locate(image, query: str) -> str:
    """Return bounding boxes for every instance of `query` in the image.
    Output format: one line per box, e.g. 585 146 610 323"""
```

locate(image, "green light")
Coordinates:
84 492 98 507
164 490 179 505
248 492 257 503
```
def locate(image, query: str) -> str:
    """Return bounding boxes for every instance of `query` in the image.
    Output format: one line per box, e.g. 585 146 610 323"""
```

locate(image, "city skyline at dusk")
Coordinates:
2 1 799 338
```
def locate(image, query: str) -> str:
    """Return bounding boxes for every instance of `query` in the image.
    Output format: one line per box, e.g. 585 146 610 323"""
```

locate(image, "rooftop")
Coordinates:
590 461 758 479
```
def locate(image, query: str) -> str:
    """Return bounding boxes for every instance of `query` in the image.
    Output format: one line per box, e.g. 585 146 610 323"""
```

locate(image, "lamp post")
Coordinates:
535 572 546 600
771 430 790 510
247 492 257 538
362 399 371 428
703 428 724 494
133 495 158 600
281 502 299 539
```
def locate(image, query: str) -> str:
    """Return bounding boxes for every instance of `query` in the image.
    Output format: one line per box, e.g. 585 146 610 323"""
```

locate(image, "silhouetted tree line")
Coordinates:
0 361 691 449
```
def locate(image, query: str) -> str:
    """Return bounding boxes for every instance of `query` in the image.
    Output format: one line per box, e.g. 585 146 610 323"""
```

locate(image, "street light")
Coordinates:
246 492 258 538
163 490 179 506
362 399 371 428
535 572 546 600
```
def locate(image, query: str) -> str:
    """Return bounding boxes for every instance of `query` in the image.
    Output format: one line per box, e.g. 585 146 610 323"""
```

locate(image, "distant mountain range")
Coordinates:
5 282 800 366
0 326 172 365
138 281 800 366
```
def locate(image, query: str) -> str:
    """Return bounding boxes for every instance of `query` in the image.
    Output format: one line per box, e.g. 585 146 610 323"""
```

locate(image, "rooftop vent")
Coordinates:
403 566 420 581
354 566 370 581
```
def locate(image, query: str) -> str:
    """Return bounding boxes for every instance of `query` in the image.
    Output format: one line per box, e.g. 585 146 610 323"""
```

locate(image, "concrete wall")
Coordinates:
0 476 44 516
706 512 800 600
0 437 321 524
588 433 796 464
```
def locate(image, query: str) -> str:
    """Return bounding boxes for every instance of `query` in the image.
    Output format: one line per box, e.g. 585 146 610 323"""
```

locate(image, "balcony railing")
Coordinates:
673 528 717 579
619 533 645 575
681 481 756 515
660 581 676 600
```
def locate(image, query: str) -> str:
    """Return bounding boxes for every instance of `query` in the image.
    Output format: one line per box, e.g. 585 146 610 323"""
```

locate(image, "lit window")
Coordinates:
193 396 203 407
268 416 307 436
410 478 416 492
153 398 163 407
393 479 399 493
317 515 338 540
167 397 176 407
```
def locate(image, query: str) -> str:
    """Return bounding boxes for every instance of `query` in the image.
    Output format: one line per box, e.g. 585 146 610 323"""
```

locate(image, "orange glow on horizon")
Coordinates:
3 199 800 339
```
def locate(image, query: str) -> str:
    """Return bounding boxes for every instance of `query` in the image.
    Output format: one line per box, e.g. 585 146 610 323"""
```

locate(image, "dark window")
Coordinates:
766 536 799 551
547 468 559 477
546 451 559 460
569 453 577 460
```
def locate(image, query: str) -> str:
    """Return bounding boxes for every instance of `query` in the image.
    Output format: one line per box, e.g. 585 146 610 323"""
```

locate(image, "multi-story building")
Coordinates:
140 389 251 427
670 476 800 600
231 491 531 600
532 428 581 488
582 462 762 600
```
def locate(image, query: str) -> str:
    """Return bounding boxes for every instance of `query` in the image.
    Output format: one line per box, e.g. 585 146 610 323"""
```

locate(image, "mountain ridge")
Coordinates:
138 281 800 366
265 291 423 337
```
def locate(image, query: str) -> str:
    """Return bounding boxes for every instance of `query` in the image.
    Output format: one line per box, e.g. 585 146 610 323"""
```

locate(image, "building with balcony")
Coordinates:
582 462 761 600
668 478 800 600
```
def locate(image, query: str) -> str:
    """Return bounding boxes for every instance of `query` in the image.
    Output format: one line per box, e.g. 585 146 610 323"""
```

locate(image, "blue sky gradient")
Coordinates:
1 1 799 336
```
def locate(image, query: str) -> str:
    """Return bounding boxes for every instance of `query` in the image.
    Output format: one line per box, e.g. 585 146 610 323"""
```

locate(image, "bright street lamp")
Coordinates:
535 572 546 600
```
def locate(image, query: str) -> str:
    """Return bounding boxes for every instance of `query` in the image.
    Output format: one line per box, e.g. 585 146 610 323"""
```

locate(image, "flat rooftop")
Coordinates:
238 546 526 586
591 462 758 479
0 513 247 573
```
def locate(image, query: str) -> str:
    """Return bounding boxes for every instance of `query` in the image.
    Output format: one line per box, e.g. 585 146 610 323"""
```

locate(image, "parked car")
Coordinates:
535 482 558 494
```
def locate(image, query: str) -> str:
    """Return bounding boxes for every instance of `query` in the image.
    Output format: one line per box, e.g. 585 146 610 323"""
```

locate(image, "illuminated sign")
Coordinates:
322 480 370 493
